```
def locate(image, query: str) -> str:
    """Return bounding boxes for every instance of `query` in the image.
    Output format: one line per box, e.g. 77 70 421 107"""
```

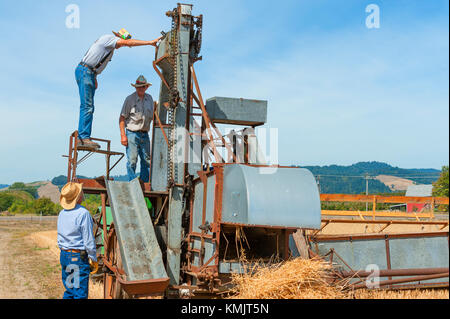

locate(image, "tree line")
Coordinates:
0 182 101 216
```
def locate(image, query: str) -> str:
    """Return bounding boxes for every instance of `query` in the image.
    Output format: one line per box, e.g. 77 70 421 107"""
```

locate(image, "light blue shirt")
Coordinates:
81 34 119 74
57 204 97 261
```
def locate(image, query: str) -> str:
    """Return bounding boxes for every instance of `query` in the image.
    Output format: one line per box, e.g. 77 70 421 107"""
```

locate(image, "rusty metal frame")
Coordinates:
309 231 449 289
185 164 300 288
65 131 124 182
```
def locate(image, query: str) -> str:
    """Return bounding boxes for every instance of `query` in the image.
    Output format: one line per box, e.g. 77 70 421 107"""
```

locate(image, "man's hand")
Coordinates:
121 135 128 147
149 36 163 47
89 259 99 274
94 77 98 90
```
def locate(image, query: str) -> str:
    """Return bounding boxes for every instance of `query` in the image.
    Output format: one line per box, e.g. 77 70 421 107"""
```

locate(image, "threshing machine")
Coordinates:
65 4 448 298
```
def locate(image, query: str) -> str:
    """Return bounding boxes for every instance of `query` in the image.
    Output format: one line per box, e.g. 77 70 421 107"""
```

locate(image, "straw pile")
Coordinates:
228 257 349 299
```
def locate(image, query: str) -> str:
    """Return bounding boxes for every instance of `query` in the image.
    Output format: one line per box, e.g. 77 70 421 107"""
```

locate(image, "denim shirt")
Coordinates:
57 204 97 261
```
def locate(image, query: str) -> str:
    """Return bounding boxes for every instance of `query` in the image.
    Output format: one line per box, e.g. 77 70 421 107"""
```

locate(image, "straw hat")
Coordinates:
60 182 83 210
131 75 152 88
112 28 132 40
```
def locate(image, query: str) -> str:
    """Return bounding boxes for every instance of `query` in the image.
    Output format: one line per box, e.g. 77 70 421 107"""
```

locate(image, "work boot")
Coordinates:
77 138 100 149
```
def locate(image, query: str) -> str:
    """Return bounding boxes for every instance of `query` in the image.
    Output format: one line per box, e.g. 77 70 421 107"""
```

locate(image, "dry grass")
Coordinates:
89 280 104 299
353 288 449 299
29 230 59 257
228 257 349 299
28 229 104 299
0 221 63 298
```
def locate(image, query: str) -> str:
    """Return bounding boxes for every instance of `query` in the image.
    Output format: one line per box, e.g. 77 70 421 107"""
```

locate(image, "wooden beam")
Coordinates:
320 194 449 205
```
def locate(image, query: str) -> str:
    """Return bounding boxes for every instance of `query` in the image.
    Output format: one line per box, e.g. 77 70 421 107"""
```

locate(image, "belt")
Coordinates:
79 62 95 73
128 129 149 133
62 249 83 253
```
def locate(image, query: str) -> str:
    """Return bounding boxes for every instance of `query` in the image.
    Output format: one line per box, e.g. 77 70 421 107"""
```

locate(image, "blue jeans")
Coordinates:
126 130 151 183
60 250 90 299
75 64 96 139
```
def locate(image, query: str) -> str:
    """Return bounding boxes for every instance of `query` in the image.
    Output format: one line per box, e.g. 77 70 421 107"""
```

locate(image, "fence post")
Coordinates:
430 197 435 220
372 196 377 220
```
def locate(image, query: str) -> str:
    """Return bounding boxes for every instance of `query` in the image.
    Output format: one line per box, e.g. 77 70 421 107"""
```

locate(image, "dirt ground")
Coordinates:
0 219 62 298
0 218 102 299
0 217 447 299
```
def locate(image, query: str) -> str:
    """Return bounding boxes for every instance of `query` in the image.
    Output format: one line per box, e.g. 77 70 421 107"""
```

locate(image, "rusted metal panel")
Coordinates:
105 178 168 281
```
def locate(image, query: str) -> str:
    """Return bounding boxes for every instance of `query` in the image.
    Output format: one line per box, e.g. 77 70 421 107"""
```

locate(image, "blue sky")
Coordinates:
0 0 448 184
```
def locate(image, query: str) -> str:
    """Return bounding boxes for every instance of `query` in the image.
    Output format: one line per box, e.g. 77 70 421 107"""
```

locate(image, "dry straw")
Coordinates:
228 257 349 299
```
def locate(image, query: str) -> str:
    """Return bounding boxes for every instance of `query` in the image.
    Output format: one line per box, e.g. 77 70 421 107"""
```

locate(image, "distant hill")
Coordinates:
300 161 441 194
51 174 129 187
0 189 35 202
6 162 440 198
51 175 89 190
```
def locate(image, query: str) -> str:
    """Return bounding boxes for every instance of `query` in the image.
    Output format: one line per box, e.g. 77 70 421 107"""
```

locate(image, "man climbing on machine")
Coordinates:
75 28 161 149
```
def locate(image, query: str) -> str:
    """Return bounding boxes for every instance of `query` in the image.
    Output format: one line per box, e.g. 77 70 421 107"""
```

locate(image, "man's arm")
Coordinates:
79 210 97 262
116 37 162 49
119 116 127 147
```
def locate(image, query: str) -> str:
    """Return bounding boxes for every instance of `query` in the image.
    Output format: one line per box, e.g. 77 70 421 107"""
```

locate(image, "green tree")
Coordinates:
33 197 61 216
433 166 449 212
8 201 32 214
0 193 15 211
433 166 449 197
9 182 38 198
81 194 102 216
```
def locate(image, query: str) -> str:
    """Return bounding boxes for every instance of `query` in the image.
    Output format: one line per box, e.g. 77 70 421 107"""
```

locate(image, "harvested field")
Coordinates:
353 288 449 299
28 229 103 299
375 175 414 191
0 218 62 299
0 217 447 299
0 218 102 299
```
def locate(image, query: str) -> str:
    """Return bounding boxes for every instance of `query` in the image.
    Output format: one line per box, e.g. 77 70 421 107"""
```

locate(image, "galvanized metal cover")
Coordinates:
221 164 321 229
206 97 267 126
105 178 168 281
311 233 449 285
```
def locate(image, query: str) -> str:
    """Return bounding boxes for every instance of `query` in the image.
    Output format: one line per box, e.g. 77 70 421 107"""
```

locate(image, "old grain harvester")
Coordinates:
65 4 448 298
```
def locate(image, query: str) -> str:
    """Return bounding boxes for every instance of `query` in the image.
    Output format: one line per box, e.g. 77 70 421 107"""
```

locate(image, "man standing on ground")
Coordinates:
119 75 154 183
76 28 161 149
57 182 98 299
